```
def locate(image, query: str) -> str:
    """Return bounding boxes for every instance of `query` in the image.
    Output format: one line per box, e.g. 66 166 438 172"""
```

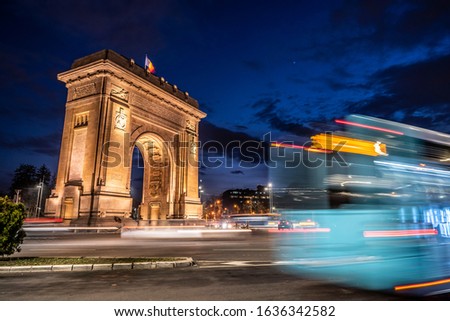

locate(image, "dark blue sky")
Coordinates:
1 0 450 196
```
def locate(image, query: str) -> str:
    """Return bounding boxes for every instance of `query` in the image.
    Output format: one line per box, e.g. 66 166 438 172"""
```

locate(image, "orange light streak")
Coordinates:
271 142 306 149
271 142 332 153
310 133 388 156
395 278 450 291
363 229 438 238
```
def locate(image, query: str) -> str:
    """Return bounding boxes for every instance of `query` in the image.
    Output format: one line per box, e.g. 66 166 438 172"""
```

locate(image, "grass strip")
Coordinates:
0 257 184 266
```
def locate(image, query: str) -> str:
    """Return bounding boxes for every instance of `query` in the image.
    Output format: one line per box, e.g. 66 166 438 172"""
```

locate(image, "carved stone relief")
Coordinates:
148 143 163 197
114 107 127 130
73 83 96 100
186 119 196 133
111 87 129 102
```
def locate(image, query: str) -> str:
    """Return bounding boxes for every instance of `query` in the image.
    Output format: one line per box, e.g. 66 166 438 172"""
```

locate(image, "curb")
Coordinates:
0 258 195 273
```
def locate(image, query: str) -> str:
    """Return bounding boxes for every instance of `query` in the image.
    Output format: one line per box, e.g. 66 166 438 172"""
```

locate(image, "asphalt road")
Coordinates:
0 264 403 301
1 230 449 301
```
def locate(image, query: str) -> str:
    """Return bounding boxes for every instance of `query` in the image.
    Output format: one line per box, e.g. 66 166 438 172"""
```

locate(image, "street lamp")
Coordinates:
199 179 203 201
14 189 21 204
35 180 43 217
268 183 273 214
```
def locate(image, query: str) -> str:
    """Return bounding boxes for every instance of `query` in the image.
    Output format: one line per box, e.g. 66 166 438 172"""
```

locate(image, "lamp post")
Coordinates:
14 189 21 204
199 184 204 202
35 180 43 217
268 183 273 214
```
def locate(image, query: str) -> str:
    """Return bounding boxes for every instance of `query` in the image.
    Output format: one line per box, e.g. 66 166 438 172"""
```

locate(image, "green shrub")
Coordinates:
0 196 26 256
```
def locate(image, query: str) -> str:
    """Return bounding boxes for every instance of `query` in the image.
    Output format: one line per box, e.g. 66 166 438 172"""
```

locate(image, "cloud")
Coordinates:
199 120 264 164
234 125 249 131
230 170 245 175
348 53 450 132
0 132 61 156
251 97 316 138
289 0 450 80
330 1 450 50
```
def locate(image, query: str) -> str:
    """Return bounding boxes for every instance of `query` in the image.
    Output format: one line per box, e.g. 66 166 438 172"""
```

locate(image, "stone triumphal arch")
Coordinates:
45 50 206 225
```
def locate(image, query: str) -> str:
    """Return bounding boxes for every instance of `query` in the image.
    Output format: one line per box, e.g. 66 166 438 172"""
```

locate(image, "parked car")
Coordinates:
278 220 293 230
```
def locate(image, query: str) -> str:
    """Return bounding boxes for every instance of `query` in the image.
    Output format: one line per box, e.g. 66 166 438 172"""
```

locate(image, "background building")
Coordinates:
221 185 269 215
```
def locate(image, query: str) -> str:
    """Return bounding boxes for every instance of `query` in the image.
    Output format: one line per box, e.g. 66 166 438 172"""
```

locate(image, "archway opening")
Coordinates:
131 133 174 222
130 146 144 220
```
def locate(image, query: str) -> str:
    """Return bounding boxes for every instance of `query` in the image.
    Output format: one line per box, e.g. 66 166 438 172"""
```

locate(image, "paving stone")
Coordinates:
92 264 112 271
132 262 153 270
9 266 32 272
72 264 93 271
31 265 53 272
51 265 73 272
112 263 132 270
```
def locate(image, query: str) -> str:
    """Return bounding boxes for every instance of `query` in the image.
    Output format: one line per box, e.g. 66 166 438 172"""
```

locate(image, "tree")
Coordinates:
0 196 26 256
36 164 52 187
8 164 53 216
9 164 38 196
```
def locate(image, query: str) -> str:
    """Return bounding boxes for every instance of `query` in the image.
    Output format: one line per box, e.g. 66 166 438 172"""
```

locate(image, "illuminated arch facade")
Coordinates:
45 50 206 224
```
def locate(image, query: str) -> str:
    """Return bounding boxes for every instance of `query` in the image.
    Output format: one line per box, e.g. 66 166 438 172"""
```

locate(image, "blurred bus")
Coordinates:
271 115 450 296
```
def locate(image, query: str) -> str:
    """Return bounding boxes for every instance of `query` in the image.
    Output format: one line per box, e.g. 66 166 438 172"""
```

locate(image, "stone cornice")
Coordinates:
57 51 206 120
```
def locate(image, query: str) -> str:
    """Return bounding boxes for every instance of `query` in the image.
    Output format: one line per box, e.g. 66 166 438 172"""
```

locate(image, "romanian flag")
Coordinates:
145 54 156 74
